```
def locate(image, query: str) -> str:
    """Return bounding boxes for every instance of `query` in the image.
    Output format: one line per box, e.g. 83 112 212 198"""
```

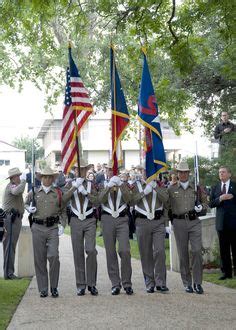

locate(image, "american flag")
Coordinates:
61 46 93 174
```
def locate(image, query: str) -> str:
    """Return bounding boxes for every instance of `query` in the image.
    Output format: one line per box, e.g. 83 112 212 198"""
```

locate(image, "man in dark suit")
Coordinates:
209 166 236 280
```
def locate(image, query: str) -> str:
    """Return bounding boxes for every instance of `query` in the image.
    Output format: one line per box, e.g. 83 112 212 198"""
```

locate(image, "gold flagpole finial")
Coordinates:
141 46 147 56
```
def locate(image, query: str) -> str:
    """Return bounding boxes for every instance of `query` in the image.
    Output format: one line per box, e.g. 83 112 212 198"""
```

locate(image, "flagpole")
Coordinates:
111 44 117 176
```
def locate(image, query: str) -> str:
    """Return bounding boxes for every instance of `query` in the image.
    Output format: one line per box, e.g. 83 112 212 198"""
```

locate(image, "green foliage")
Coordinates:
0 278 30 329
12 136 44 164
0 0 235 136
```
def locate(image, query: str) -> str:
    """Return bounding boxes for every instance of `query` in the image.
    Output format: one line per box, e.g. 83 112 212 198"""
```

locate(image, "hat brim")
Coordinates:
177 169 190 172
6 172 22 179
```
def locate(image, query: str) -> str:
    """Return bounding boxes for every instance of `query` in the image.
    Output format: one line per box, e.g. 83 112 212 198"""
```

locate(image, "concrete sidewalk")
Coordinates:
8 235 236 330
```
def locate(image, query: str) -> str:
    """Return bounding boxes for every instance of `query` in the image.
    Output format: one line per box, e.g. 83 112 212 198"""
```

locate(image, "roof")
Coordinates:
0 140 26 152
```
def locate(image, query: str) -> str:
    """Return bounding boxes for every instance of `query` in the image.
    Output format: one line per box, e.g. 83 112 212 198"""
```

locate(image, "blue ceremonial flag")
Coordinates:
138 50 167 182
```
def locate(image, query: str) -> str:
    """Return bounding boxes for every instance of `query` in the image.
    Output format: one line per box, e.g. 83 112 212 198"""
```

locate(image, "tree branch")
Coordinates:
167 0 178 45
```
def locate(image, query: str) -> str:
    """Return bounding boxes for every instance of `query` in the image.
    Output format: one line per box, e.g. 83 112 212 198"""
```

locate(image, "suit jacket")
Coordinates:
209 180 236 231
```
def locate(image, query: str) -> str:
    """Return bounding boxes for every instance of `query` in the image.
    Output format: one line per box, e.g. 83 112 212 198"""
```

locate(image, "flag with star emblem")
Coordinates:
111 45 130 175
137 50 167 182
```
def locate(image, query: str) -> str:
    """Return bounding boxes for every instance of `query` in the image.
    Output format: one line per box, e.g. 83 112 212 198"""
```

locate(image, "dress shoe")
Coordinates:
156 286 169 293
185 285 194 293
111 286 121 295
51 288 59 298
146 287 155 293
77 288 85 296
88 286 98 296
124 287 133 295
193 284 204 294
40 291 48 298
6 274 19 280
219 275 232 280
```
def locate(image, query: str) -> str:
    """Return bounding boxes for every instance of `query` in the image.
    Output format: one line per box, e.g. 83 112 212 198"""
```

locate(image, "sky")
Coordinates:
0 82 61 144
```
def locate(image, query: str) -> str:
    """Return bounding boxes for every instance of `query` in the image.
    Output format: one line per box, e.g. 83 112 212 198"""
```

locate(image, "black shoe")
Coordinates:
185 285 194 293
146 287 155 293
6 274 18 280
193 284 204 294
77 288 85 296
88 286 98 296
51 288 59 298
219 275 232 280
124 287 133 295
111 286 121 295
156 286 169 293
40 291 48 298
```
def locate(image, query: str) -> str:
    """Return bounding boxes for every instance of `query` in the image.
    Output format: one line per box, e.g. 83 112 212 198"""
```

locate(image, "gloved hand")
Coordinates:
109 176 122 187
148 180 157 189
107 180 116 188
78 185 88 195
194 205 203 213
72 177 84 188
26 202 37 214
165 226 171 235
20 171 27 181
144 184 153 195
58 225 64 236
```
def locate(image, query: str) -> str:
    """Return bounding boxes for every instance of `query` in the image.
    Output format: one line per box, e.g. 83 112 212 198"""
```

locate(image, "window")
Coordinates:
0 160 10 166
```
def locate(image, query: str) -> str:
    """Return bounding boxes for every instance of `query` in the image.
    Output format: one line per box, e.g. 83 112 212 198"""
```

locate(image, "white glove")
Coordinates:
149 180 157 189
109 176 122 186
58 225 64 236
108 180 116 188
165 226 171 235
26 202 37 214
20 171 27 181
194 205 203 213
72 177 84 188
78 185 88 195
144 184 152 195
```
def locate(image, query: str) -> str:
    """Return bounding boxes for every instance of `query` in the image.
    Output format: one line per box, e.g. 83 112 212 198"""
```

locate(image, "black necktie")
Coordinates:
222 183 226 194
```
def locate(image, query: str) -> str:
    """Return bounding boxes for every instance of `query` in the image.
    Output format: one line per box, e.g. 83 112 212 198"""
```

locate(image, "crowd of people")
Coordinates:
1 159 235 300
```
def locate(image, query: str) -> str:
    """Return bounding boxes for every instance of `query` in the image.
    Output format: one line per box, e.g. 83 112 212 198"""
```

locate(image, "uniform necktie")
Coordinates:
222 183 226 194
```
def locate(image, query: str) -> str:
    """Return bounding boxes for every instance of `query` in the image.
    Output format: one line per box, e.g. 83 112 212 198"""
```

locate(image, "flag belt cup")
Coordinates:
70 209 94 220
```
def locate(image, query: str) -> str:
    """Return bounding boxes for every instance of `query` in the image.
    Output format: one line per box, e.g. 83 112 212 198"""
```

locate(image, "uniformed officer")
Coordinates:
168 162 207 294
68 160 99 296
97 173 135 295
25 166 79 298
2 167 26 279
133 179 169 293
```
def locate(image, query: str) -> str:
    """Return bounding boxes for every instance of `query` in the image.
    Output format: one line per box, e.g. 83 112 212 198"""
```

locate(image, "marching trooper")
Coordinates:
133 178 169 293
2 167 26 279
25 166 79 298
168 162 207 294
68 160 99 296
97 165 137 295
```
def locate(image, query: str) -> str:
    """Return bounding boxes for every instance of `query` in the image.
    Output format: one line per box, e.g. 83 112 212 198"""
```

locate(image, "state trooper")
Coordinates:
2 167 26 279
25 166 79 298
97 169 137 295
168 162 207 294
67 160 99 296
133 178 169 293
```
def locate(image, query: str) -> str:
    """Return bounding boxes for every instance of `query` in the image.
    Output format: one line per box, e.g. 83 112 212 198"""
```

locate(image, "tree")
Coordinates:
13 136 44 164
0 0 235 136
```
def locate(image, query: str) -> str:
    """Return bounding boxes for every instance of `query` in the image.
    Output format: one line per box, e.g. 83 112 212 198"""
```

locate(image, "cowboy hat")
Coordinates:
7 167 22 179
40 166 58 176
74 159 93 168
176 162 190 172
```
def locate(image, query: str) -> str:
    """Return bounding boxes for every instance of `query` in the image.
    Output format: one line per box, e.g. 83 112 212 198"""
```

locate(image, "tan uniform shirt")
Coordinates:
25 185 76 226
168 182 207 215
2 180 26 214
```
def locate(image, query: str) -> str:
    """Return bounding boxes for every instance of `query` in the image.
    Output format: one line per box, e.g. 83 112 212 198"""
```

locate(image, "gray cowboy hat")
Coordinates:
6 167 22 179
176 162 190 172
74 159 93 169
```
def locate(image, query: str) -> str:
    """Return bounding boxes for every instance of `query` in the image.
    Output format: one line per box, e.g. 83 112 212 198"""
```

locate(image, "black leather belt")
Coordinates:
173 211 196 221
136 210 163 220
32 216 59 226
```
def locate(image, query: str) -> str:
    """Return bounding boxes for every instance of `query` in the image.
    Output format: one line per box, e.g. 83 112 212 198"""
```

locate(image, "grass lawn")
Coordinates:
203 273 236 289
0 278 31 330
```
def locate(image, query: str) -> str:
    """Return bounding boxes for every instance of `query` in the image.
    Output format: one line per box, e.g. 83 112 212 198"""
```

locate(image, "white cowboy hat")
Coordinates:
40 166 58 176
6 167 22 179
176 162 190 172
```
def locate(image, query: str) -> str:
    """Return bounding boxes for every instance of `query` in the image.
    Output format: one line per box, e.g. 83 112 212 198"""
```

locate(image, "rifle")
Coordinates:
194 143 207 216
28 139 36 227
